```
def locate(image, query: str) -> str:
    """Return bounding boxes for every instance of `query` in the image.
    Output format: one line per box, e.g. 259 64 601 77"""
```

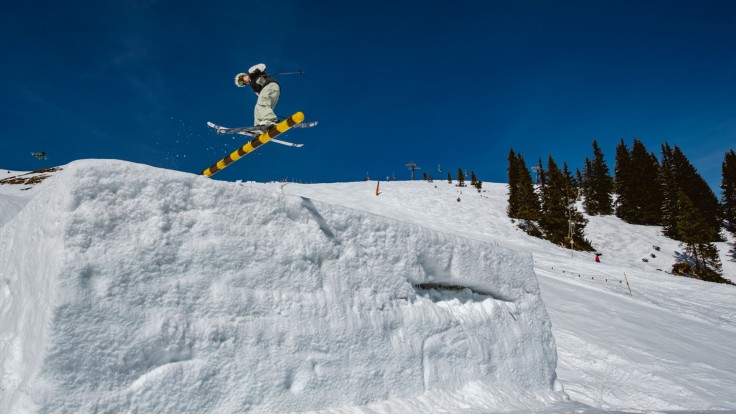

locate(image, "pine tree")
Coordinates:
630 139 663 224
660 143 679 237
470 171 478 187
539 156 593 250
538 156 570 246
674 145 720 238
507 150 521 218
563 162 579 199
721 149 736 233
614 139 635 222
676 191 724 282
457 168 465 187
447 172 452 184
516 153 541 222
661 144 721 241
615 139 662 225
580 157 593 212
583 140 614 215
507 151 542 236
565 161 593 251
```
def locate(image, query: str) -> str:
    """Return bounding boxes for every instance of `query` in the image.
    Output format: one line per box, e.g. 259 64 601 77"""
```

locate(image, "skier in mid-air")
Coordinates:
201 65 315 177
31 151 47 160
234 63 280 135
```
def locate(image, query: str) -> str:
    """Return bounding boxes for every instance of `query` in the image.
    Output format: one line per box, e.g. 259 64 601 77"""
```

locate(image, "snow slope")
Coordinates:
0 160 566 413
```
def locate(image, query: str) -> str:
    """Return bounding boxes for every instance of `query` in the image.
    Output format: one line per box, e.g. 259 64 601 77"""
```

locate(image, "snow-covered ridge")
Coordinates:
0 160 564 412
0 168 60 228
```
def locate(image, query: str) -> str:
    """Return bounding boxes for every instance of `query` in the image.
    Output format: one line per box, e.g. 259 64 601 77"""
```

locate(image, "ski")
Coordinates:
200 112 305 177
207 120 317 135
235 131 303 147
271 138 304 148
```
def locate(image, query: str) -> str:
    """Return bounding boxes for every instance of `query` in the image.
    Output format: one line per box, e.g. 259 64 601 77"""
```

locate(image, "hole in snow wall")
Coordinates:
271 194 560 395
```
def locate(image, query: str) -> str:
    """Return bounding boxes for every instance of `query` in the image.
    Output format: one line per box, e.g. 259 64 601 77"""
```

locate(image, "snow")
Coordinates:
1 160 735 412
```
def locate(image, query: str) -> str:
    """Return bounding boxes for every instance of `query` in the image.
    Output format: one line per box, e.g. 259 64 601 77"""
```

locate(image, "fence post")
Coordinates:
623 272 632 296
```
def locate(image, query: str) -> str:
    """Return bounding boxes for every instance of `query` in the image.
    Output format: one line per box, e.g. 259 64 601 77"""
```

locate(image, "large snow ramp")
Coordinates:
0 160 563 412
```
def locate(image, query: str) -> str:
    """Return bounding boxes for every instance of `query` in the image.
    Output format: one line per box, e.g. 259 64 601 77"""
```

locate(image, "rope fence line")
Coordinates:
540 264 633 296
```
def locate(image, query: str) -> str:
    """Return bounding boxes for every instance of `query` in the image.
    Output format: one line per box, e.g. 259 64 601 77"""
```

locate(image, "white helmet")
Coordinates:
234 72 248 87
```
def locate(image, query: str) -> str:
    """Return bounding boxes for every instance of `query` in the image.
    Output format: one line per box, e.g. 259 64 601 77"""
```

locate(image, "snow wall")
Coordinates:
0 160 561 412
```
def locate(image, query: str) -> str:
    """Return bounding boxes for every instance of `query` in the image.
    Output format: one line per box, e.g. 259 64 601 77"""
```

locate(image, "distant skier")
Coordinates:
234 63 280 134
595 254 601 263
31 151 47 160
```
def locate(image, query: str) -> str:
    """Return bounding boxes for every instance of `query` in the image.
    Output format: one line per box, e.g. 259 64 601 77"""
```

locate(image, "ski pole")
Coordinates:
270 70 305 76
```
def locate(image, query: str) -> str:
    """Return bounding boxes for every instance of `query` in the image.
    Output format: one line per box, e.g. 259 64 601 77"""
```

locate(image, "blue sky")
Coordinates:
1 0 734 191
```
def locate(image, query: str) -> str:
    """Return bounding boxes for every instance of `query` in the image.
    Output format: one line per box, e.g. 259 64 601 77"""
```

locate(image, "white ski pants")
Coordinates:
254 83 280 127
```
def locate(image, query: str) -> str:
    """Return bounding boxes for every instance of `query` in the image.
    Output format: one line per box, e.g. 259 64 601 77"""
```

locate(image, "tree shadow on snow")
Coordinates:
673 250 694 264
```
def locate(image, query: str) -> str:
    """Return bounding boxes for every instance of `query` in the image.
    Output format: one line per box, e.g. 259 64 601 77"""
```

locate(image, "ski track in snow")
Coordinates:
1 161 735 413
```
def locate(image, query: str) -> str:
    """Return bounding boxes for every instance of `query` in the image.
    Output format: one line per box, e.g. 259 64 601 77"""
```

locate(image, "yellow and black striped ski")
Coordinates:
200 112 305 177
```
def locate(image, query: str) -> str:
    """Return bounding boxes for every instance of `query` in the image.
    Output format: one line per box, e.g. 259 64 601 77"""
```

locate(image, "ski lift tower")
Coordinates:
406 161 421 181
531 166 541 184
566 183 575 258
